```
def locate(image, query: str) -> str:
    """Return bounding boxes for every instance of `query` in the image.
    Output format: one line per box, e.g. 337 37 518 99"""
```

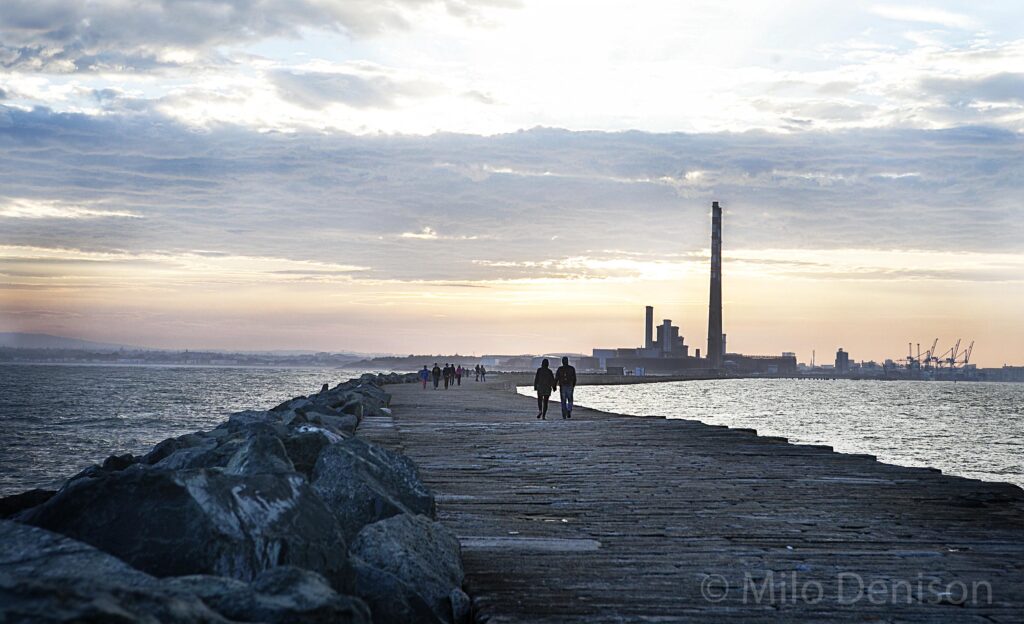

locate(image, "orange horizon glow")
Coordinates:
2 245 1021 367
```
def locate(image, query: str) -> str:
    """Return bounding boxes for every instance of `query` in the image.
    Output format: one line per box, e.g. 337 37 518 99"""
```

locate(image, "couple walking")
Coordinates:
533 356 577 420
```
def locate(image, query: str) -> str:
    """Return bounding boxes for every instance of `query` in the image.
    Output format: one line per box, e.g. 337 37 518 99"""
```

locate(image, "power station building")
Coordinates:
592 201 797 376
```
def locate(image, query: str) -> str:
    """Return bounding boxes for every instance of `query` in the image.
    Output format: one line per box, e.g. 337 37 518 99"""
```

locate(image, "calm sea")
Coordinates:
549 379 1024 488
0 364 383 495
4 367 1022 496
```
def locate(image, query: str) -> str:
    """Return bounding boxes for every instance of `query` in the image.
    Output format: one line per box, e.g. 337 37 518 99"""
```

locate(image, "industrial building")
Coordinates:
835 348 850 374
591 201 797 377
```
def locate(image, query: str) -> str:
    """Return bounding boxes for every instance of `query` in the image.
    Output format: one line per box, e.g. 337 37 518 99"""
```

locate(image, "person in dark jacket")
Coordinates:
555 356 577 419
431 363 442 390
533 358 556 419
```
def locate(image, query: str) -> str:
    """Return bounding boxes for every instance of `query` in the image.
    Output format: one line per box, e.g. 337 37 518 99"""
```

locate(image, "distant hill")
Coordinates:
0 333 141 351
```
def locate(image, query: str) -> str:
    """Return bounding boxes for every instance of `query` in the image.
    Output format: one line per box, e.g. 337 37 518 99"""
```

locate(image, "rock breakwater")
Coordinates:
0 372 469 623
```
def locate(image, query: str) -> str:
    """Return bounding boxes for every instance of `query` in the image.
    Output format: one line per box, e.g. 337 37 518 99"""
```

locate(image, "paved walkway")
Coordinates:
360 376 1024 623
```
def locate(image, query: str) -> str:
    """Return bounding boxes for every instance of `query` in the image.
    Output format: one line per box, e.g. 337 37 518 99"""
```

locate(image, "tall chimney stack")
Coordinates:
645 305 654 349
707 201 723 369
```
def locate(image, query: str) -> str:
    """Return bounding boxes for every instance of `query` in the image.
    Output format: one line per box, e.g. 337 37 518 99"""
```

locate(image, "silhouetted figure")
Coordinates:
533 359 555 420
455 364 463 386
431 363 441 390
443 363 451 389
474 364 481 381
555 356 577 419
419 365 430 389
480 365 487 381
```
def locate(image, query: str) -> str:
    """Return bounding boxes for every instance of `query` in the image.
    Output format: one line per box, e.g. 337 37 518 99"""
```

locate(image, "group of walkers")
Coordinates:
415 355 578 421
533 356 577 420
418 363 488 390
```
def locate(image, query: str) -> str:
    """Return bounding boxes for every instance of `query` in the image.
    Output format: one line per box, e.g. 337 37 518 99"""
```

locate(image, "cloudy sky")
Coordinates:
1 0 1022 365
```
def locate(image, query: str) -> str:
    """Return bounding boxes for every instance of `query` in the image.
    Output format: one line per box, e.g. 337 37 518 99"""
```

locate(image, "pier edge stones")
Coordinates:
1 371 468 624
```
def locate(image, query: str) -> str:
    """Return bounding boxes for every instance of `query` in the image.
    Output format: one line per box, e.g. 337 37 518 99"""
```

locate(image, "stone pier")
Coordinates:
359 374 1024 623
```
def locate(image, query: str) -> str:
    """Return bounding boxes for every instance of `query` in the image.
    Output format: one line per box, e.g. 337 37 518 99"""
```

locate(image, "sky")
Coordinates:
1 0 1022 365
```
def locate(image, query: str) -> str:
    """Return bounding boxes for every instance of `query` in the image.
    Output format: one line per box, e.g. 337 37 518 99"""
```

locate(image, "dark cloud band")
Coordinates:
1 105 1021 283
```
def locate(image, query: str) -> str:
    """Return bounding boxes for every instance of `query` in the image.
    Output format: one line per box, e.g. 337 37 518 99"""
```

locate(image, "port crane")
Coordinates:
906 338 940 370
900 338 974 373
960 341 974 368
942 339 962 369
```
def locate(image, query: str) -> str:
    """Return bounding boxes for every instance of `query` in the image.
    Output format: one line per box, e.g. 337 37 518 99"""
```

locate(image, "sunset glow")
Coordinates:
1 0 1022 365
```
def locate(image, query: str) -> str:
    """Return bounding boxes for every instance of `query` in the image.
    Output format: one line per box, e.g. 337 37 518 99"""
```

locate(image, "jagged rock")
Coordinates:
312 437 436 539
102 453 138 471
167 566 371 623
0 574 232 624
1 520 150 585
0 520 227 623
0 489 55 519
350 559 439 623
143 432 213 465
221 413 290 441
2 373 464 623
226 434 295 475
20 468 350 587
282 431 331 476
338 398 365 418
330 380 360 394
349 514 465 624
353 387 391 413
146 423 292 472
280 409 309 427
149 437 220 470
271 397 313 413
307 411 359 437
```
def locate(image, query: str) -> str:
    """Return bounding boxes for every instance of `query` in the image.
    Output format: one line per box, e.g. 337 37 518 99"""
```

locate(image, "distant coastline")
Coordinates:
3 356 1023 383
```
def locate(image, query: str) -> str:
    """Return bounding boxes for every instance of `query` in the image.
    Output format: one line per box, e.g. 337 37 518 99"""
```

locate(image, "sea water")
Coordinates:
0 364 381 495
4 367 1022 496
545 378 1024 488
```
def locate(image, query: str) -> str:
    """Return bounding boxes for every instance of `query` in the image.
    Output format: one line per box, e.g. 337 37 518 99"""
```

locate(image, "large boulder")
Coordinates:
349 514 467 624
102 452 138 471
142 432 216 466
306 411 359 437
146 422 292 472
350 560 439 623
167 566 371 624
0 488 55 519
0 520 228 623
336 398 365 418
1 519 155 588
225 434 295 475
350 386 392 417
149 437 222 470
312 437 436 539
282 431 332 476
20 468 350 587
222 416 290 441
